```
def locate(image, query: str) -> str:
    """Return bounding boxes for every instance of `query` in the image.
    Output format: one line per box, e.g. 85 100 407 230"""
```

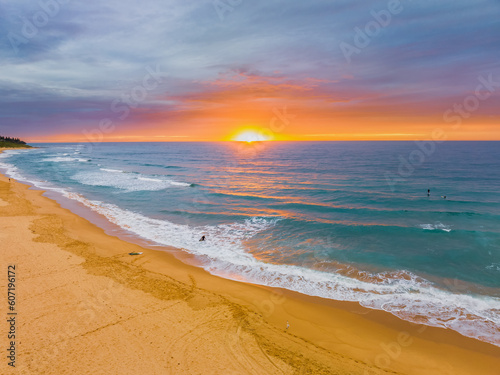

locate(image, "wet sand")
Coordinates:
1 149 499 374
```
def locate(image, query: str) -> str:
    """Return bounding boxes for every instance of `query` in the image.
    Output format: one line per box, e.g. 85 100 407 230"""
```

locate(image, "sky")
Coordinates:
0 0 499 142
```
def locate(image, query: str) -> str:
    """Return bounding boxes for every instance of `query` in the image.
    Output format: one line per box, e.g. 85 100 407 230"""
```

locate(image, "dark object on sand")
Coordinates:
129 252 143 255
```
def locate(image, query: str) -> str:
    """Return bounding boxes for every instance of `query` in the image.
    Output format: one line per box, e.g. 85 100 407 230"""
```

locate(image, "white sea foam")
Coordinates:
59 191 276 266
42 157 78 162
100 168 124 173
49 190 500 347
0 152 499 347
0 150 22 159
0 150 31 181
420 222 452 232
170 181 191 187
0 162 23 181
71 170 190 192
41 156 89 163
486 263 500 271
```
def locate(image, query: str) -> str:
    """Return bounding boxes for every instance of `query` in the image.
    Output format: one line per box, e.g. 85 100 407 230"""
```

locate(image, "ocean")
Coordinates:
1 141 499 346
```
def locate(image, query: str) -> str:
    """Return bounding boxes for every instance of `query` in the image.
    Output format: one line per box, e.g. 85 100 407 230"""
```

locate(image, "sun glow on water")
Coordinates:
233 130 271 143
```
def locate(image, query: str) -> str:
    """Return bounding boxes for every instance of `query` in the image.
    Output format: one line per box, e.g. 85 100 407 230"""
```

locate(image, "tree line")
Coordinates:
0 136 27 145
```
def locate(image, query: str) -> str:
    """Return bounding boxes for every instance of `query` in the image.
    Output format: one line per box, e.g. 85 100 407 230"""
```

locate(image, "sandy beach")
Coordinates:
1 149 500 375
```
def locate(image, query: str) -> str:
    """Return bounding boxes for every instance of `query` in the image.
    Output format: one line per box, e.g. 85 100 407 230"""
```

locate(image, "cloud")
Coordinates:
0 0 499 140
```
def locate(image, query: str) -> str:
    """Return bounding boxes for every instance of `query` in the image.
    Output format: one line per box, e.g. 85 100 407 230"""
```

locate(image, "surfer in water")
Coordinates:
427 189 430 197
199 235 206 241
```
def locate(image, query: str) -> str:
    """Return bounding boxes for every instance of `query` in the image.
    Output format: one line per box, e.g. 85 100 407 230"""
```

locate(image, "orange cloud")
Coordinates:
26 72 500 143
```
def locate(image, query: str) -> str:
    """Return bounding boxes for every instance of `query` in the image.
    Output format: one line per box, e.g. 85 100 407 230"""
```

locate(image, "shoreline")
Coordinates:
1 148 500 374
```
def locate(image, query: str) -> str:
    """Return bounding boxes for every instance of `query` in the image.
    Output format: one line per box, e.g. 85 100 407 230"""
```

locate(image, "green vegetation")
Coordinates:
0 136 32 148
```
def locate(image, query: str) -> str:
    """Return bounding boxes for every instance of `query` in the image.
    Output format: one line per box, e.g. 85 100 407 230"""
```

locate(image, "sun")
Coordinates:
233 130 271 143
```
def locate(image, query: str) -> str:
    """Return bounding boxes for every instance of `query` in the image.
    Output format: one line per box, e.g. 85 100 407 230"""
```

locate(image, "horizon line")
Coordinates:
23 139 500 144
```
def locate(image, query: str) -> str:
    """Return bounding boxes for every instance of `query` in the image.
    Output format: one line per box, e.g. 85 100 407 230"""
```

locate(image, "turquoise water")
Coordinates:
1 141 499 345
